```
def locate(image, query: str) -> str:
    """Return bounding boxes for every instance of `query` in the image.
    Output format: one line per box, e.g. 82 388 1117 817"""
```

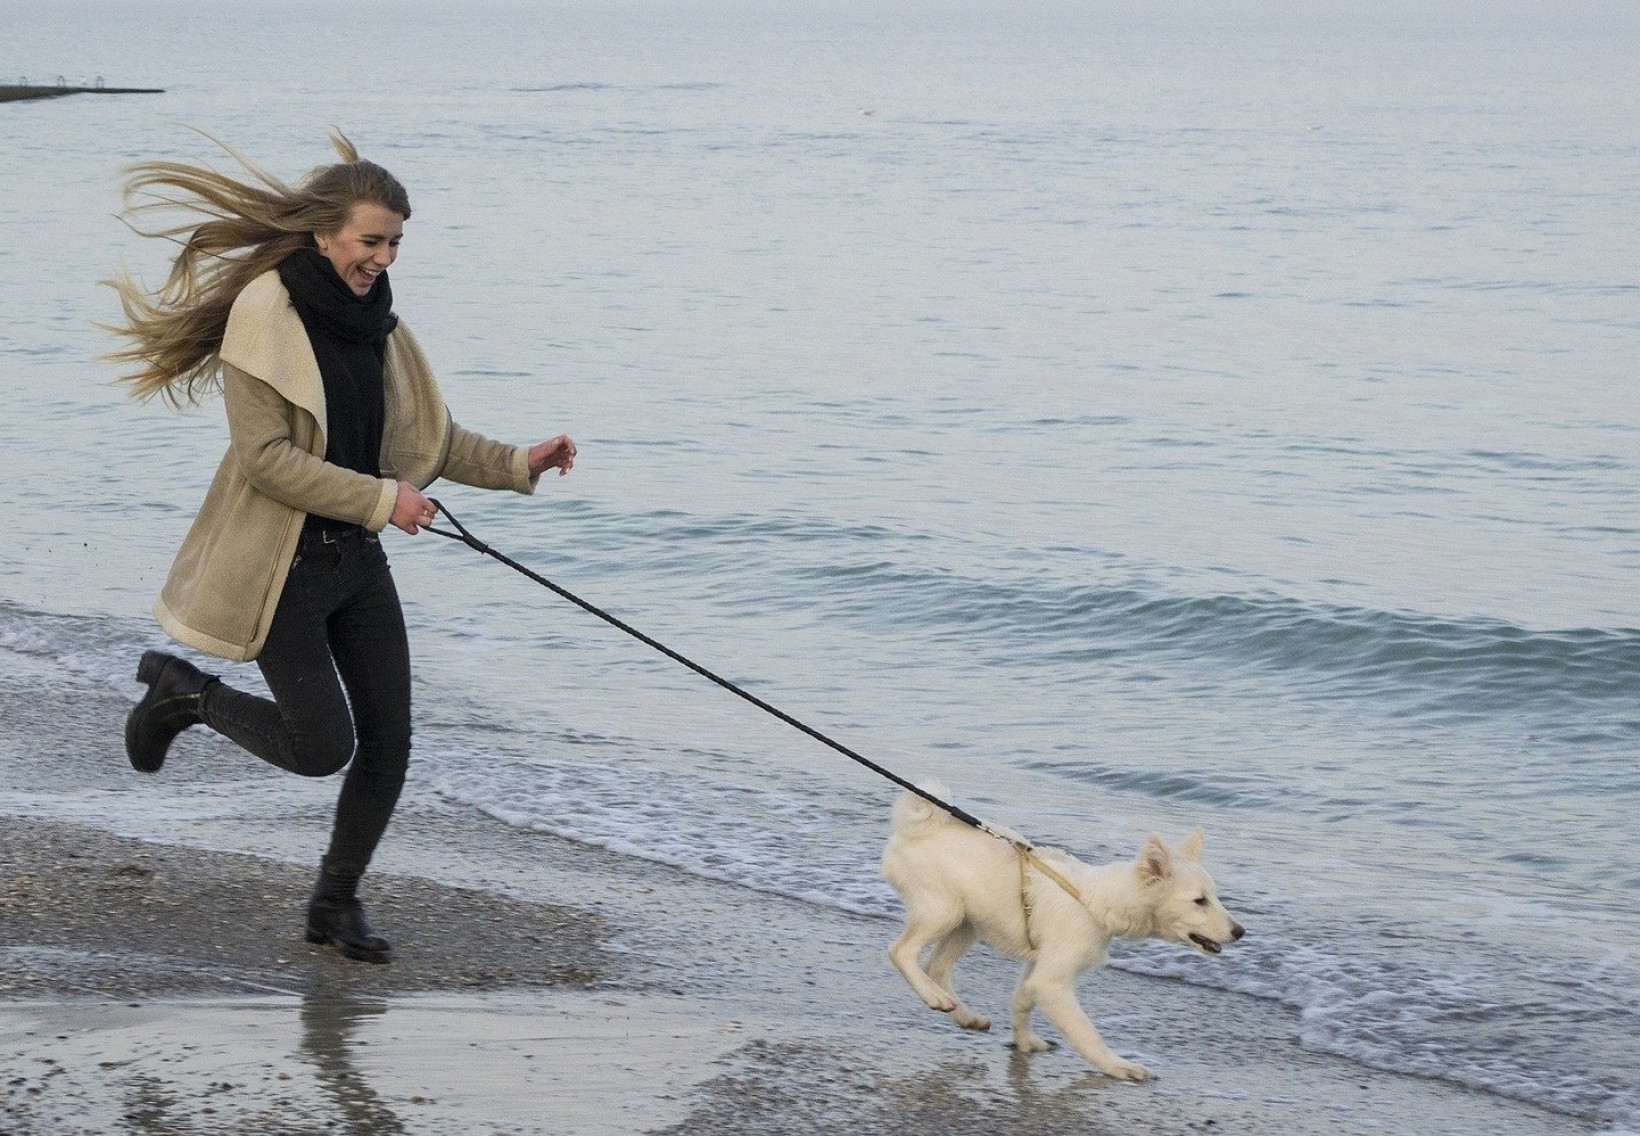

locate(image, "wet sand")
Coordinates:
0 813 1605 1134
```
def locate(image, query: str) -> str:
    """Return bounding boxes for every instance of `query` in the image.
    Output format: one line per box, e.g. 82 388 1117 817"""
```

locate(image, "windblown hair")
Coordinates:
104 130 411 405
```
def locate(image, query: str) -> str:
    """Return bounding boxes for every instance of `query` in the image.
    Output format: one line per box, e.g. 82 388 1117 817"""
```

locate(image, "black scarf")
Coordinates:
277 245 398 346
277 248 398 496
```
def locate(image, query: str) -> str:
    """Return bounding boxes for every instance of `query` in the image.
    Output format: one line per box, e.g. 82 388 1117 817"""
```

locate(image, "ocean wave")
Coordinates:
426 745 900 919
1116 933 1640 1125
737 552 1640 719
1016 761 1292 810
486 504 1639 725
0 599 151 692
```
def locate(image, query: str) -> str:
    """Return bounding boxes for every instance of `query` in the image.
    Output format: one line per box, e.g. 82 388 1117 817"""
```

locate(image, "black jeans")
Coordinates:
202 526 411 880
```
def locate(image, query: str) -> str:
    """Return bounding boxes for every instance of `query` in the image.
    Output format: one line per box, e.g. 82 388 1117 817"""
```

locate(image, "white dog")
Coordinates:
881 788 1244 1080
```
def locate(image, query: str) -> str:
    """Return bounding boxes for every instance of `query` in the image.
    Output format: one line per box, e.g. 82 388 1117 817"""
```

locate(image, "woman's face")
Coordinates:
315 202 405 296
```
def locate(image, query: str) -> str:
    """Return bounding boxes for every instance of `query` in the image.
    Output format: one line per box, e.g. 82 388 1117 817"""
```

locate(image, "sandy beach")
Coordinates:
0 808 1604 1135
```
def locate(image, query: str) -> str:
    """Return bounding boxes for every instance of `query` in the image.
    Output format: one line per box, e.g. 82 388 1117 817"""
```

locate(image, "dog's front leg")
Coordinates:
1009 960 1054 1053
1024 963 1151 1081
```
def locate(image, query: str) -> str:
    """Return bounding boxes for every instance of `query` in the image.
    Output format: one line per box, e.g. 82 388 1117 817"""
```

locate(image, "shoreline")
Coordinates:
1 812 1611 1134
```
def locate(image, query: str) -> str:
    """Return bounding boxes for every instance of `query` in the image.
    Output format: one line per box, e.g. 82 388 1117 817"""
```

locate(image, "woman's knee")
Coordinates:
272 690 408 777
286 730 357 777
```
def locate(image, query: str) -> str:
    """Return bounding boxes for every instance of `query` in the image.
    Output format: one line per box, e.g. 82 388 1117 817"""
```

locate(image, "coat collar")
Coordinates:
219 270 328 445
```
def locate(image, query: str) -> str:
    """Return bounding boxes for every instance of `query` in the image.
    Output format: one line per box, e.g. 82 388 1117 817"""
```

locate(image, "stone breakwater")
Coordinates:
1 83 162 103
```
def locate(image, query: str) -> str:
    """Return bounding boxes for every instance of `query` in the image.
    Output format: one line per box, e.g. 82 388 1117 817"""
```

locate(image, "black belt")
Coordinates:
300 517 367 545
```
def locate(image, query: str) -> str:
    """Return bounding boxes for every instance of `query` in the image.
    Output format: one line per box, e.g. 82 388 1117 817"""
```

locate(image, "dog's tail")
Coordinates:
891 782 1033 849
891 781 964 834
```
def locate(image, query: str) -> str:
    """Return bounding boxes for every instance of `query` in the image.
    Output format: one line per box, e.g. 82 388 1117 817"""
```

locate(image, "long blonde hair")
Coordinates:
104 130 411 405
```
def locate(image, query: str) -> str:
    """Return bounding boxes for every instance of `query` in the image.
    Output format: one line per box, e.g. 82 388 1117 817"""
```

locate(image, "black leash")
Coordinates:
422 498 996 833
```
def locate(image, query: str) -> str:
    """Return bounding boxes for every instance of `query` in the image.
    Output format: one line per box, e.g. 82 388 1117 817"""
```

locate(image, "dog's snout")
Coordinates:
1230 921 1245 941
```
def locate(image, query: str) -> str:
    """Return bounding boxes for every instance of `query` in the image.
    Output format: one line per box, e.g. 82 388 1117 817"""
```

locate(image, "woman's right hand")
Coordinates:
390 480 437 535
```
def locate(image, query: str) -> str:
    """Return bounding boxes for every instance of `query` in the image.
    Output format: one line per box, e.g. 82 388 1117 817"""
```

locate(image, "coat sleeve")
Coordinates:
436 420 539 494
222 361 399 531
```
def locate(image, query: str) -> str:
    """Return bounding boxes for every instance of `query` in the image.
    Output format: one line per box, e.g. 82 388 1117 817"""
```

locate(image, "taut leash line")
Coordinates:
423 499 1018 843
425 500 1082 915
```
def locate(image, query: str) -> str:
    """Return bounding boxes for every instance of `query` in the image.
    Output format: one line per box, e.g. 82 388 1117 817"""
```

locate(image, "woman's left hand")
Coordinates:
528 434 577 477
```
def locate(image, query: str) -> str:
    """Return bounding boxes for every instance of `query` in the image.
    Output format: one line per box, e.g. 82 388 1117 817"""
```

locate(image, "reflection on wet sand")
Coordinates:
300 991 407 1134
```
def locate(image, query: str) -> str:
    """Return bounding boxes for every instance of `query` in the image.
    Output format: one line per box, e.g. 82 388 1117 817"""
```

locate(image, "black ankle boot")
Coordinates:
306 871 393 964
125 650 216 773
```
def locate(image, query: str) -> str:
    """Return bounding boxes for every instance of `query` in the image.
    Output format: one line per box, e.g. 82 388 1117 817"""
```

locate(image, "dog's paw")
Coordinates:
951 1009 991 1032
1010 1034 1055 1054
923 995 958 1013
1103 1058 1152 1082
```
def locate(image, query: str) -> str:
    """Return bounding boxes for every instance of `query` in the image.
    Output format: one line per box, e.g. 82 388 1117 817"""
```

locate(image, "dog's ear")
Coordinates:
1138 833 1173 883
1178 827 1204 862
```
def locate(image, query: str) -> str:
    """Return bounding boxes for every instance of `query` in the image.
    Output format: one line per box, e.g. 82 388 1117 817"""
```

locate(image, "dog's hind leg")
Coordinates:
888 907 964 1013
924 925 989 1031
1021 957 1151 1081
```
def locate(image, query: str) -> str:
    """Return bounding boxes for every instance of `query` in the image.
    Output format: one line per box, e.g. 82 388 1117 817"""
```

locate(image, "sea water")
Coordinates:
1 0 1637 1125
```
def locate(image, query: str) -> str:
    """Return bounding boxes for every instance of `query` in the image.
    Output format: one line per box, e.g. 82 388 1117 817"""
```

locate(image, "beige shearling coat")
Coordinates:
154 270 537 661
